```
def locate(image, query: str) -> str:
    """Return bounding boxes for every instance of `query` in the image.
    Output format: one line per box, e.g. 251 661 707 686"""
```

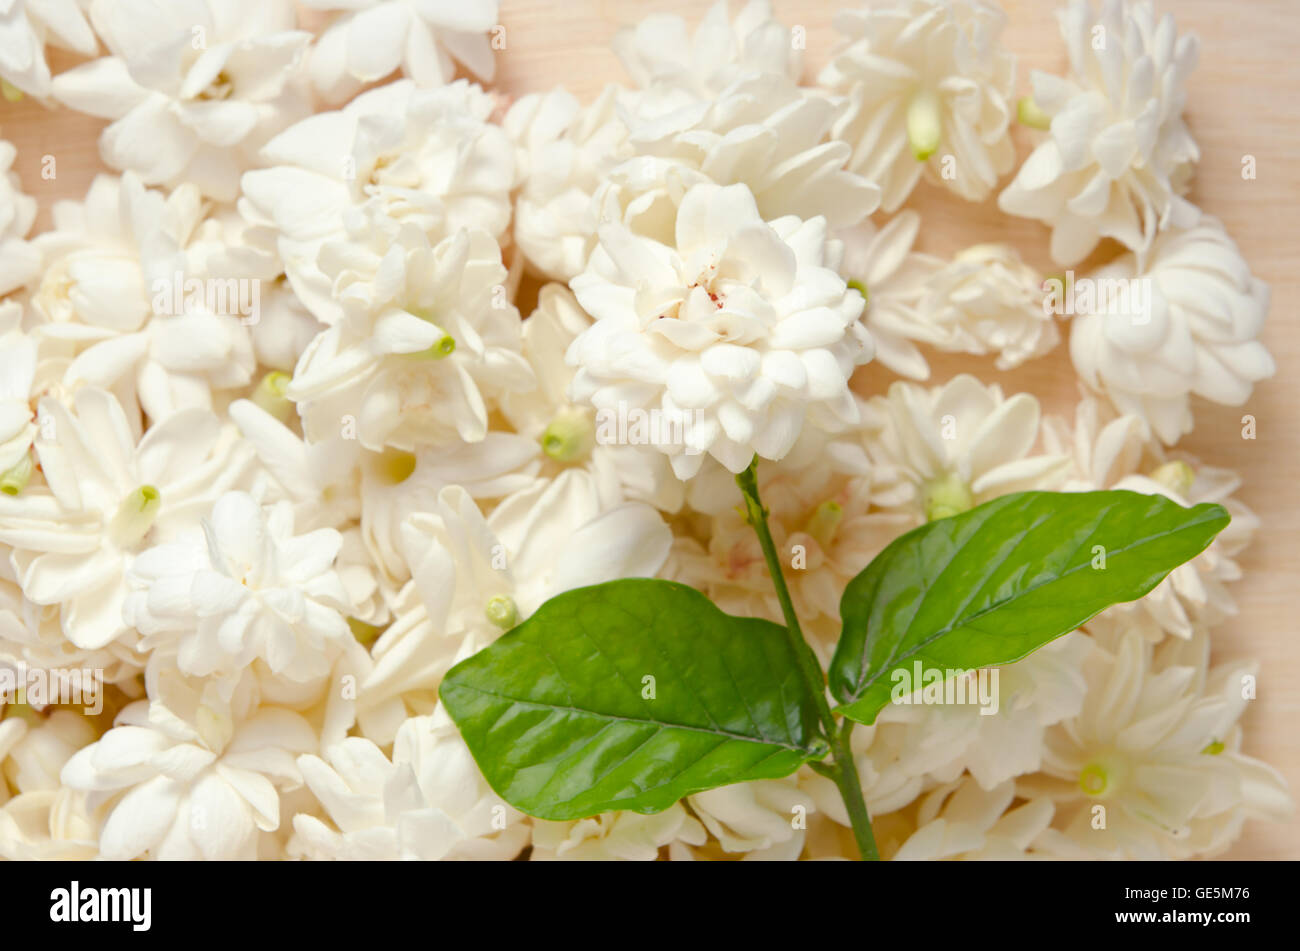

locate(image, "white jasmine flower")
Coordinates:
2 709 97 794
0 303 38 481
613 0 803 100
51 0 310 201
568 182 872 479
601 71 881 243
998 0 1201 263
889 778 1055 860
61 672 318 860
291 708 527 860
1067 218 1273 444
0 388 252 650
357 478 671 742
288 216 533 453
0 788 101 860
302 0 499 106
860 375 1071 523
240 79 515 325
0 0 97 99
836 212 944 380
534 804 704 861
504 85 631 282
0 142 40 295
1025 626 1293 858
915 243 1060 369
872 632 1093 791
819 0 1017 212
500 284 685 513
0 577 142 684
30 173 256 423
684 776 817 860
123 491 354 683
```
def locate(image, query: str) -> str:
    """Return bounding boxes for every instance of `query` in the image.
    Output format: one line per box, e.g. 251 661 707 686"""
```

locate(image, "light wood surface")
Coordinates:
1 0 1296 858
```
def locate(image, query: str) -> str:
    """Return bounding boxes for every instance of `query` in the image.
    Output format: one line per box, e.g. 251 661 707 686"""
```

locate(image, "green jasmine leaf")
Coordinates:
829 490 1230 725
441 578 828 821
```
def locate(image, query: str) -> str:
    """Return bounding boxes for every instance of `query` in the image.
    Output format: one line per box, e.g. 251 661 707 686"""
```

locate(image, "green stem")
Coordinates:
735 457 880 861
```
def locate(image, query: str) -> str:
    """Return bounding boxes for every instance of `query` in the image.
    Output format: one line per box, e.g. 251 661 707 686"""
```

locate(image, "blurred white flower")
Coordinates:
1025 626 1293 858
613 0 802 100
533 803 703 861
916 243 1060 369
124 492 353 683
820 0 1016 212
568 182 872 479
291 708 527 860
1068 218 1273 444
0 142 40 295
998 0 1201 263
0 303 38 481
0 0 97 99
860 375 1071 523
52 0 311 201
303 0 499 106
890 777 1055 860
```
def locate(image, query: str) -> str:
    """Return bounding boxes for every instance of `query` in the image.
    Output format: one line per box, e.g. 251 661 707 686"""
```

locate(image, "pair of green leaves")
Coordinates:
440 490 1229 821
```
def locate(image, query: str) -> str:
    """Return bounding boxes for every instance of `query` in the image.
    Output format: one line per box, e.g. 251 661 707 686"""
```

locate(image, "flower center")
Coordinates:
921 472 973 521
199 71 235 102
109 485 161 548
906 87 943 161
0 452 33 496
1016 95 1052 130
542 406 596 463
376 448 417 485
252 371 294 423
485 595 519 630
1078 762 1114 797
803 499 844 549
847 279 870 306
1148 460 1195 497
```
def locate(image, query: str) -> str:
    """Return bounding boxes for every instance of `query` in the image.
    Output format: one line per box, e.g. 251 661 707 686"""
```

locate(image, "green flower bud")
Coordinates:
485 595 519 631
541 407 596 463
1016 95 1052 130
906 88 943 161
922 472 974 522
109 485 161 548
0 452 33 496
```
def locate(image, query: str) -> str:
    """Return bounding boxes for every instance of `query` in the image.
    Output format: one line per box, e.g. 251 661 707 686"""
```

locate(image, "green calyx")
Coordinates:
921 472 974 522
906 88 943 161
0 453 33 496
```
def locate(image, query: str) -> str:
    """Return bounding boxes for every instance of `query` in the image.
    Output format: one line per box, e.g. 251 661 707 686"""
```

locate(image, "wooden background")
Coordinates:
1 0 1296 858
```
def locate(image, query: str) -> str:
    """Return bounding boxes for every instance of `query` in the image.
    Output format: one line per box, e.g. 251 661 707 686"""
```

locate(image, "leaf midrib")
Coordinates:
443 680 818 754
841 506 1223 705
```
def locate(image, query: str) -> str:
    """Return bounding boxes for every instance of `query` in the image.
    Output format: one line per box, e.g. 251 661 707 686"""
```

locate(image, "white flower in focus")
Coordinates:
613 0 803 100
0 0 97 99
124 492 353 683
52 0 311 201
819 0 1017 212
1068 218 1273 444
861 375 1071 523
836 212 944 380
0 389 252 650
291 709 527 860
30 173 256 423
915 243 1060 369
0 142 40 295
240 79 515 325
998 0 1201 263
568 182 872 479
61 672 318 860
288 216 533 453
302 0 500 105
503 85 631 282
1026 627 1293 858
